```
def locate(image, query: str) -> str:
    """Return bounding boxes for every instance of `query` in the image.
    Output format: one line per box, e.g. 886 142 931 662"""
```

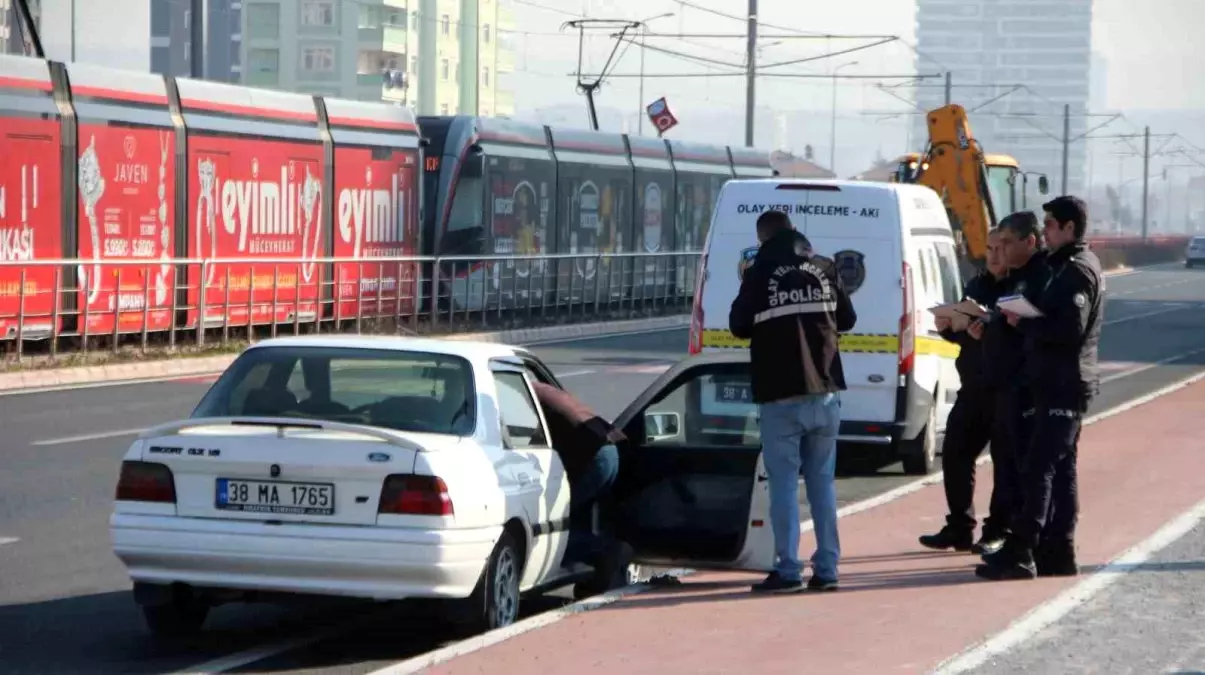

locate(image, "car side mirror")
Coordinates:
644 411 681 442
1038 175 1049 195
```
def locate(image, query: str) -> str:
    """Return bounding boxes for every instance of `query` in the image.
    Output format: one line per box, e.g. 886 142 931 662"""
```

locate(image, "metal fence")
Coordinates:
0 251 702 358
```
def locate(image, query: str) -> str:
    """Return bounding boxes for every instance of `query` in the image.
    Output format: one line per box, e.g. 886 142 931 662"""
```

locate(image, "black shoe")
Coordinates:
974 544 1037 581
806 576 839 592
919 526 974 551
972 531 1007 556
980 533 1017 564
751 572 804 594
1035 542 1080 577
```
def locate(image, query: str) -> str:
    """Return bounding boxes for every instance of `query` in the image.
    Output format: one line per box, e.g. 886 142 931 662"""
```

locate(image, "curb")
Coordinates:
0 315 690 393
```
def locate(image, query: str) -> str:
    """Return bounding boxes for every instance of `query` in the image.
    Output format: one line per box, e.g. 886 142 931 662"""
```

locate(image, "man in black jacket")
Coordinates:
919 229 1012 555
977 196 1104 581
975 211 1050 557
729 209 857 594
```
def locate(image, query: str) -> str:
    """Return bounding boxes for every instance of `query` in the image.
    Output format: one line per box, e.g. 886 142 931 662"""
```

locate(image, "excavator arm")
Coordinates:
911 105 998 265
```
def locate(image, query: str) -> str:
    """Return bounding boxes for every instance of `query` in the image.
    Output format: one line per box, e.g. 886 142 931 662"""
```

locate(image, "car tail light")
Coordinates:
898 262 916 376
378 475 454 516
688 254 708 355
116 461 177 503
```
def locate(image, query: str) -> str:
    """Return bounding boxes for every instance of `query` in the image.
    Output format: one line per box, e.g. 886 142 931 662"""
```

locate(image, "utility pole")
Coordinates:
1061 103 1070 194
1141 125 1151 239
190 0 204 78
944 71 951 105
638 25 647 135
744 0 757 148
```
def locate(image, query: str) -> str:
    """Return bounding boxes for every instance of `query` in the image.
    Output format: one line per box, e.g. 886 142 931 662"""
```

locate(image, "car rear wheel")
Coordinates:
462 530 522 633
900 404 938 476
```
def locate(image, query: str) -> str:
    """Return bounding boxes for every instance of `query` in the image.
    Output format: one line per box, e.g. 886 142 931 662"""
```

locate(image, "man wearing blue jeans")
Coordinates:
729 209 856 594
532 382 630 573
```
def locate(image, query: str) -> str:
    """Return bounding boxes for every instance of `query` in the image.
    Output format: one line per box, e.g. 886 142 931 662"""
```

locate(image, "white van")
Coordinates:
687 178 965 475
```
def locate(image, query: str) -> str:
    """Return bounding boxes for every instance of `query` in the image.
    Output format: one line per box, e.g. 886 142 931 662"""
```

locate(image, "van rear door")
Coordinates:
792 184 903 428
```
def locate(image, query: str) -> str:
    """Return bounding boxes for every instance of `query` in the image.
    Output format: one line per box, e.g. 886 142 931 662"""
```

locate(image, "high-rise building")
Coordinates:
244 0 514 114
150 0 242 83
913 0 1093 196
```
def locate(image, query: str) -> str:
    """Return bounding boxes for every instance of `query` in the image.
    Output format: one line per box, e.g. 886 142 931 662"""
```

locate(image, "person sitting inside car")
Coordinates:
531 382 632 574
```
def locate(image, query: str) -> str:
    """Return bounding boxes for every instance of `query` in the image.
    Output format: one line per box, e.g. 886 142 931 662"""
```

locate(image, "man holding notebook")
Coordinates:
977 196 1104 581
919 229 1014 555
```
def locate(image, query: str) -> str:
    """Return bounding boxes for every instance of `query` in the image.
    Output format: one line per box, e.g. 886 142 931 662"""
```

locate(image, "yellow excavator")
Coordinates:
888 104 1048 269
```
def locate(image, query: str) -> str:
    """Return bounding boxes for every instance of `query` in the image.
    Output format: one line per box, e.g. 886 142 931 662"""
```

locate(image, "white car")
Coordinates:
1186 236 1205 268
110 336 777 637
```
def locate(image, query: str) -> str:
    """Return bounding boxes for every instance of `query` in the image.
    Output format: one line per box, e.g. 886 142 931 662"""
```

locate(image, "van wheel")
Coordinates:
900 405 938 476
460 530 522 633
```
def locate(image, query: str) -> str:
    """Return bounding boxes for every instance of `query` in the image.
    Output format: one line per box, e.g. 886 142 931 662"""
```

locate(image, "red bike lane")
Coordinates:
420 378 1205 675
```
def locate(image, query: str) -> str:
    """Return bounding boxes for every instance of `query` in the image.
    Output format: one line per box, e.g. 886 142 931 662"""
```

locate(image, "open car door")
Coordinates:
608 352 775 572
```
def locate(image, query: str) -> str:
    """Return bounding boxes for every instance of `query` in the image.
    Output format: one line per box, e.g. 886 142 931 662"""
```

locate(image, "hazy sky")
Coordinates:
508 0 1204 178
512 0 1205 114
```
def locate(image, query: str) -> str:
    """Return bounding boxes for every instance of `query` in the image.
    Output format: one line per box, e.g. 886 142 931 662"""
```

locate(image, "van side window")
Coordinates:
916 248 932 297
933 242 963 304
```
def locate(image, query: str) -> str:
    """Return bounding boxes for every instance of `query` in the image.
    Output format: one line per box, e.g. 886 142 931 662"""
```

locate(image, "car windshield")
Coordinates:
1192 237 1205 246
192 346 476 435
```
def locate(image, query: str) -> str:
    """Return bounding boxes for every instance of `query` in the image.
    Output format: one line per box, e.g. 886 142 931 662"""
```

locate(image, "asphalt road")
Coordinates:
974 519 1205 675
1 262 1203 674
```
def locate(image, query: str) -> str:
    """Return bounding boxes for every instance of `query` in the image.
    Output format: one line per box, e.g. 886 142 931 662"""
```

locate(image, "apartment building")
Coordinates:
244 0 514 115
913 0 1093 195
0 0 25 55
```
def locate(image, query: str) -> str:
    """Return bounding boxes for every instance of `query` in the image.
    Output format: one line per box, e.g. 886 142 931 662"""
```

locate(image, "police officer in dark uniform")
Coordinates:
977 196 1104 581
975 211 1050 556
918 229 1013 554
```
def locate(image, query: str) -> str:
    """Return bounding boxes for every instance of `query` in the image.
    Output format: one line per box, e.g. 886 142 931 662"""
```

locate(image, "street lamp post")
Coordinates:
829 60 858 177
637 12 673 136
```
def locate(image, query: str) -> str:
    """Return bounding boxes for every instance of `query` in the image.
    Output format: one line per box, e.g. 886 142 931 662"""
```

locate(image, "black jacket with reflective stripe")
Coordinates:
728 229 857 404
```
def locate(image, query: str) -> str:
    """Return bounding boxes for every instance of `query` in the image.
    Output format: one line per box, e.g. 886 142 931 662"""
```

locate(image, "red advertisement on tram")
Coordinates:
0 118 63 340
74 124 177 335
331 146 421 319
186 136 325 328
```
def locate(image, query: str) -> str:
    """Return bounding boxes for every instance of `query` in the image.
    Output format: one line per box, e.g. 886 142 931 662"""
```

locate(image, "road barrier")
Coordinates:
1088 235 1191 270
0 251 699 359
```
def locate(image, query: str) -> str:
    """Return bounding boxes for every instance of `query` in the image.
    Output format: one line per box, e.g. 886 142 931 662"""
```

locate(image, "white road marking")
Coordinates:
164 605 398 675
30 428 146 446
554 369 595 378
1100 345 1205 384
932 497 1205 674
1110 276 1200 297
0 537 19 546
1102 302 1193 326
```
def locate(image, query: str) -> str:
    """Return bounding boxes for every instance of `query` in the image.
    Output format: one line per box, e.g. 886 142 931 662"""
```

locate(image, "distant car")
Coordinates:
109 337 778 637
1186 237 1205 268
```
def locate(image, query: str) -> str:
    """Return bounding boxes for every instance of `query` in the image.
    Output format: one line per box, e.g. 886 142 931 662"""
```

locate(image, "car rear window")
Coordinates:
192 346 476 435
1193 238 1205 246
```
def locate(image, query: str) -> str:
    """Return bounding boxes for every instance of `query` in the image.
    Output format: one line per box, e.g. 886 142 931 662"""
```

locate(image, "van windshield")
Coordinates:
192 346 476 436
